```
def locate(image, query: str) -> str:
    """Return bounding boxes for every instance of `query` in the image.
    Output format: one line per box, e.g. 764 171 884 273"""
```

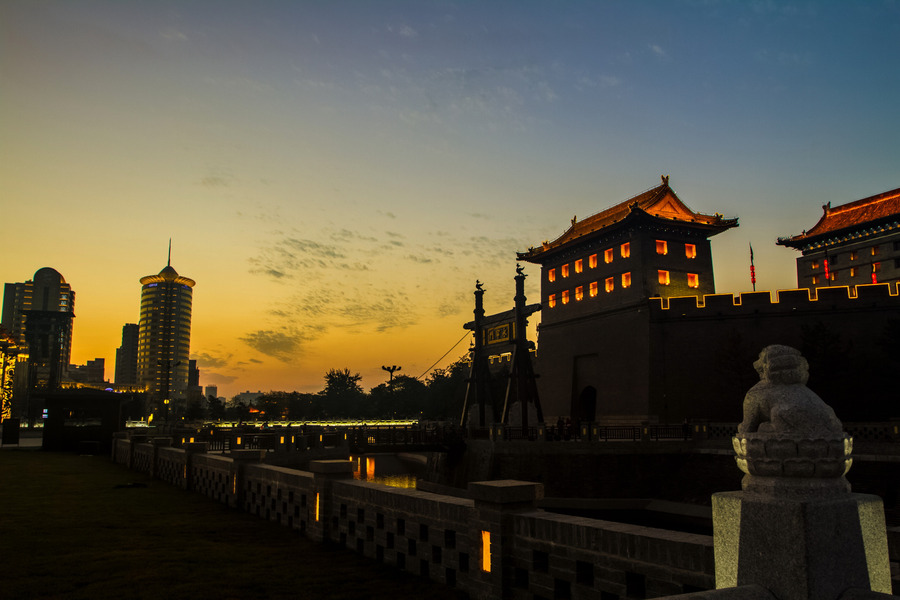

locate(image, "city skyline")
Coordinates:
2 1 898 398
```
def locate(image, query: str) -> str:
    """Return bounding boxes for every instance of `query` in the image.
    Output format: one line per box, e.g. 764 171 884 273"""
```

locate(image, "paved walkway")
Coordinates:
0 447 465 600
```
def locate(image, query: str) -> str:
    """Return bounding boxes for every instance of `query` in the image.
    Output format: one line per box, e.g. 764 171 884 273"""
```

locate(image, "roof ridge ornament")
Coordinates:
661 174 669 185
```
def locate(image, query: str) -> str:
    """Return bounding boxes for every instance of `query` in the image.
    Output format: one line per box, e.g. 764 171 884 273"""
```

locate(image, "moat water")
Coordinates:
351 454 422 489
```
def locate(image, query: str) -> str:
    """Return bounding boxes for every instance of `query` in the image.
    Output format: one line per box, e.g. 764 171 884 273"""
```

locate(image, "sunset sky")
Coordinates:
2 1 898 399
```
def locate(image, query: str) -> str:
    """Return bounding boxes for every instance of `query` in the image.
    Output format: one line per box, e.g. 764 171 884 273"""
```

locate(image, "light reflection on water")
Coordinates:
351 455 418 489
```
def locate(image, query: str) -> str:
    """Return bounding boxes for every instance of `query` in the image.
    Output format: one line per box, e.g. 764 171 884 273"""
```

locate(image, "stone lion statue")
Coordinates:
737 345 842 437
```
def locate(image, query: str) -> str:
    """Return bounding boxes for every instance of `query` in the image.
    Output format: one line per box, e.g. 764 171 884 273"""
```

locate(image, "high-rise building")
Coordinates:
137 256 195 407
1 267 75 392
187 359 203 403
114 323 139 385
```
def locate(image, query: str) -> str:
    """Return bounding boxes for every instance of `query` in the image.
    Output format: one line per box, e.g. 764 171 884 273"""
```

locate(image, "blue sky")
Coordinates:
2 1 898 397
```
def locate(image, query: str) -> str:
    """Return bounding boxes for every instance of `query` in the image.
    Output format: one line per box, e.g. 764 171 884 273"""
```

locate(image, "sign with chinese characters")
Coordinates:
484 322 515 345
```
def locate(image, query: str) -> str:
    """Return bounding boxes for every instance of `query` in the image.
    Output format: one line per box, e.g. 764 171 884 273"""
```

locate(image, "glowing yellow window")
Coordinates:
605 277 614 293
589 281 598 297
575 286 584 301
687 273 699 288
548 268 556 282
850 267 857 277
562 264 570 278
548 294 556 308
622 272 632 288
850 251 857 261
658 270 670 285
621 242 630 258
656 240 668 255
481 530 491 572
873 262 882 272
811 275 819 285
604 248 614 264
561 290 570 304
811 260 819 270
872 246 880 256
685 243 696 259
589 254 598 268
575 259 583 274
829 271 837 281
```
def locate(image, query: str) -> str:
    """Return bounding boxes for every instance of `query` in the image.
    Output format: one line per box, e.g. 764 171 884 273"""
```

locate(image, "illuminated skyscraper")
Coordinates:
1 267 75 393
137 254 195 408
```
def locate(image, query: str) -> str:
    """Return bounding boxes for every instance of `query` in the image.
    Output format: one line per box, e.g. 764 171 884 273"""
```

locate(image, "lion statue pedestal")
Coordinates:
712 345 891 600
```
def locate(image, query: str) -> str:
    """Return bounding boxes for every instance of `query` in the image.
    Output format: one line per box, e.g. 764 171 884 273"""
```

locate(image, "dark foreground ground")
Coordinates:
0 448 466 600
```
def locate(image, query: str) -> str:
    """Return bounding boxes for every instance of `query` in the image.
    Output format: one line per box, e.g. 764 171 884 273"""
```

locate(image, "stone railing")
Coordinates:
111 436 715 599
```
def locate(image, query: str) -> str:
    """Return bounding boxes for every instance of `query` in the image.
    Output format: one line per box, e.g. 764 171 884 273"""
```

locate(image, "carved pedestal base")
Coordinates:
713 490 891 600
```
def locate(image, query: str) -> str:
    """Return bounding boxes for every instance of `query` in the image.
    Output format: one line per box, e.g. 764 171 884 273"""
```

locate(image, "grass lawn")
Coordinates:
0 449 467 600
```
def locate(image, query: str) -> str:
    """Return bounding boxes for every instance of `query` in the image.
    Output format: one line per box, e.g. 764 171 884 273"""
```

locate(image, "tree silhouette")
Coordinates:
321 368 365 418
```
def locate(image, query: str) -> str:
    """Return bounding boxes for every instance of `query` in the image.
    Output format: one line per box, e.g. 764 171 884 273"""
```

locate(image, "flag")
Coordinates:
749 243 756 291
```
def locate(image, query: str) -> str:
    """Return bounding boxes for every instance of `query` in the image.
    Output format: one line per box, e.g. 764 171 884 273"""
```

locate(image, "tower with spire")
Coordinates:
136 242 195 418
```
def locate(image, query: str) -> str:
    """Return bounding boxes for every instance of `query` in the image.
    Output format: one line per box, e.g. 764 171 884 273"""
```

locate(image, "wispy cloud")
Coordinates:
159 28 188 42
200 175 230 188
191 351 231 369
649 44 668 59
240 327 322 362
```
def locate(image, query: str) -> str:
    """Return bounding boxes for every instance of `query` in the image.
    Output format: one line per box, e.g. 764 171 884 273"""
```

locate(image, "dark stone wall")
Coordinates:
535 283 900 424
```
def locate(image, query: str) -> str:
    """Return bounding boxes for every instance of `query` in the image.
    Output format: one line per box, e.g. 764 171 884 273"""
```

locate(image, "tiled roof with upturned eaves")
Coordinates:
517 177 737 262
777 187 900 250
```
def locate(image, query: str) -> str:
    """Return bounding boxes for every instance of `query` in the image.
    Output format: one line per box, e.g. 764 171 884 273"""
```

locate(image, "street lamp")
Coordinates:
381 365 401 388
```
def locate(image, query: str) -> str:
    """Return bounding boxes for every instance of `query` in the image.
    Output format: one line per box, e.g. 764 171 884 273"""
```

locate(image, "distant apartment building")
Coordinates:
137 259 195 406
778 186 900 292
1 267 75 394
68 358 105 385
232 390 262 406
114 323 139 385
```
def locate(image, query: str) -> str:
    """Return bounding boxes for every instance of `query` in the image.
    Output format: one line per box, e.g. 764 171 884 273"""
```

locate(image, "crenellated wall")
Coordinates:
112 437 716 599
649 282 899 316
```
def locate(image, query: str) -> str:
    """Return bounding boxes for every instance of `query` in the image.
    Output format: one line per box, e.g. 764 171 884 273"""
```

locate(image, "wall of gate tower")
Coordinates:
535 283 900 424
